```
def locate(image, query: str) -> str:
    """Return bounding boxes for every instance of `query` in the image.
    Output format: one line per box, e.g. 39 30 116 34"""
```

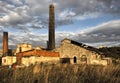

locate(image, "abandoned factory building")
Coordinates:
54 38 112 65
2 38 112 66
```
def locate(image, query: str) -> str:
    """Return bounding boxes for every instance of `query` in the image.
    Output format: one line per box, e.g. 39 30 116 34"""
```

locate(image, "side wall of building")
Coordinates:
2 56 16 66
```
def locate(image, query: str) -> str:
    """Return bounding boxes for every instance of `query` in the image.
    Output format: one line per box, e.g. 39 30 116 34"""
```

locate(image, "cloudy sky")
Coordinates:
0 0 120 49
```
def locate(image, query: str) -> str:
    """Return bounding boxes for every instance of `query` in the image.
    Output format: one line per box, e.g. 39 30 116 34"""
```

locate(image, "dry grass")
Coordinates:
0 64 120 83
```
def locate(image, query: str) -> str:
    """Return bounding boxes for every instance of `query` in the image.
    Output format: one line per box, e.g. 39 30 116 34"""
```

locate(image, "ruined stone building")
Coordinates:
2 38 112 66
54 38 112 65
14 43 32 55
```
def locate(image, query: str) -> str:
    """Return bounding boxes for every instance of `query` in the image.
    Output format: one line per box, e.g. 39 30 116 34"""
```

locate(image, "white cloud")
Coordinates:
75 12 101 20
0 11 31 25
11 0 23 5
0 12 19 22
81 20 120 34
59 9 76 18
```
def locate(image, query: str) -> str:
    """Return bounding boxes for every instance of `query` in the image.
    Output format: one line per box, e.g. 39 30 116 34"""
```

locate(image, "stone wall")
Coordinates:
22 56 59 66
2 56 59 66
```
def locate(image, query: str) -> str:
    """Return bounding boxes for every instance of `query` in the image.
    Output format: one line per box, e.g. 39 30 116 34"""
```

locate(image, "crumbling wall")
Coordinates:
14 43 32 55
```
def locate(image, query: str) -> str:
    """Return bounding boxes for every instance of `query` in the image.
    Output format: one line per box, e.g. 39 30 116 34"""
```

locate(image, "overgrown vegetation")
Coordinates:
99 47 120 59
0 64 120 83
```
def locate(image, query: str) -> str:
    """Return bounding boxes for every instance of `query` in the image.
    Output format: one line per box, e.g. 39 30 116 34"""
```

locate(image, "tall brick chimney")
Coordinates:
3 32 8 56
48 3 55 50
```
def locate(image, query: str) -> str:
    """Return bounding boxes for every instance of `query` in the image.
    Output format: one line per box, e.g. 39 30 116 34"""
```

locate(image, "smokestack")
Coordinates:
48 3 55 50
3 32 8 56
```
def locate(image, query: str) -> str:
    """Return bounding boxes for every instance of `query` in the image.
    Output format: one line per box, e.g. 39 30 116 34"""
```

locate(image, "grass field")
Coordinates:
0 63 120 83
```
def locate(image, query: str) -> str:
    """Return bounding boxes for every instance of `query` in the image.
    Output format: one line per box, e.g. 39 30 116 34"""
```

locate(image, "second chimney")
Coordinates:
3 32 8 56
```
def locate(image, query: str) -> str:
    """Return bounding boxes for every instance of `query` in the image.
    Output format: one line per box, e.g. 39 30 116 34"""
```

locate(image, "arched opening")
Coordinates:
73 56 77 63
81 55 87 64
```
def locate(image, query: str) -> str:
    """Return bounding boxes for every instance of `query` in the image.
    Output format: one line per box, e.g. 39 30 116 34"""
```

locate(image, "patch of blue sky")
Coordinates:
32 28 48 35
81 14 120 28
56 14 120 32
